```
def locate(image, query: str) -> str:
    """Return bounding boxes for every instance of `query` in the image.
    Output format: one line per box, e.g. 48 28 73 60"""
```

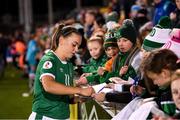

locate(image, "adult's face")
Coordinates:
60 33 82 60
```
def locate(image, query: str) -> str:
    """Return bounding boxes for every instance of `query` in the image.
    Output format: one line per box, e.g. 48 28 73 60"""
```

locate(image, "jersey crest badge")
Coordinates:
59 68 64 72
43 61 53 69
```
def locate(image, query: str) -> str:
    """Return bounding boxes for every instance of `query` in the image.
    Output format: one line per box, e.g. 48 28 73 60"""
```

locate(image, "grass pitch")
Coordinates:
0 64 32 119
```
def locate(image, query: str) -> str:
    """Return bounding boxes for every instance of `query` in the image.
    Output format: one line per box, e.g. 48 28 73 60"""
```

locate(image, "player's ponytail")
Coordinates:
51 24 65 51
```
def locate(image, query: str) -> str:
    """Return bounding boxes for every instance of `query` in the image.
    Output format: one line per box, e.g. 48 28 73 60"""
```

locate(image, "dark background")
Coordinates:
0 0 104 23
0 0 104 33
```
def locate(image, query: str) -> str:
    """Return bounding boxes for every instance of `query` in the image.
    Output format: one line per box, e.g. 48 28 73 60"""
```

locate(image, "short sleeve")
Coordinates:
39 58 56 81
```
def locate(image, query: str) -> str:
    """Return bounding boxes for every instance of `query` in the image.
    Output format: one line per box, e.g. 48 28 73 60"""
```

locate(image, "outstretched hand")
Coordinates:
80 86 95 96
97 67 105 76
92 92 106 102
130 85 145 96
109 77 130 84
119 65 128 76
75 77 88 85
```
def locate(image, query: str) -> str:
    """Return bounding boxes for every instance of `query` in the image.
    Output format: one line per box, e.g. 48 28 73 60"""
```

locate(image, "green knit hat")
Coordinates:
115 19 137 45
156 16 171 29
142 17 171 51
142 27 171 51
104 29 118 49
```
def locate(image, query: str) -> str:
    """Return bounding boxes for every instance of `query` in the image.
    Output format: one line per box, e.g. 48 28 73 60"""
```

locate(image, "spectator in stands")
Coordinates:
142 49 180 116
170 0 180 28
76 36 107 84
170 69 180 119
84 10 96 39
153 0 176 25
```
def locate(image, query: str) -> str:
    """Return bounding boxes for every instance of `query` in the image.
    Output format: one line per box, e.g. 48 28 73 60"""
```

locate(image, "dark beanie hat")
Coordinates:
156 16 171 29
115 19 137 45
104 29 118 49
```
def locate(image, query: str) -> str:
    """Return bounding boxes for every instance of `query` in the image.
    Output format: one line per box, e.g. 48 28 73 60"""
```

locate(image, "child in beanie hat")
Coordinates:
101 19 138 81
97 30 119 82
142 16 172 51
104 29 118 54
115 19 137 45
162 28 180 58
99 30 119 73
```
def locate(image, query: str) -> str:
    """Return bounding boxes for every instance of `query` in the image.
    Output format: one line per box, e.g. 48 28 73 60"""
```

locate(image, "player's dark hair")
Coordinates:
51 23 81 51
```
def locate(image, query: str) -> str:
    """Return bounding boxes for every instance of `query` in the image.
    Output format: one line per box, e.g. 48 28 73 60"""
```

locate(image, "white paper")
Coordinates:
92 83 113 93
100 88 113 93
92 83 107 93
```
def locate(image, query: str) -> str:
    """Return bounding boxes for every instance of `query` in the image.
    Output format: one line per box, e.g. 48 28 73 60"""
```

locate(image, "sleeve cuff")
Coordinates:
40 73 55 82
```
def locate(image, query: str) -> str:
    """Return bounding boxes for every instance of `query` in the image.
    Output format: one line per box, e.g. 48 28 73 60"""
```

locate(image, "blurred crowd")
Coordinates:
0 0 180 119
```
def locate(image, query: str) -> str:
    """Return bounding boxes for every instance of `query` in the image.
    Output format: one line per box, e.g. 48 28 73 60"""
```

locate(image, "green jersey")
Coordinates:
32 51 74 119
83 53 107 73
83 53 107 84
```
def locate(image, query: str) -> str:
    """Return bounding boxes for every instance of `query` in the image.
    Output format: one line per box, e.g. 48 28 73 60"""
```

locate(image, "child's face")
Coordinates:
140 48 150 60
171 79 180 109
147 69 171 87
87 41 103 59
105 46 119 58
117 38 133 53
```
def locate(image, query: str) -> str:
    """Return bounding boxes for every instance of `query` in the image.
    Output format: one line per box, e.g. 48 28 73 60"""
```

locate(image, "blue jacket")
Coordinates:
153 0 176 25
